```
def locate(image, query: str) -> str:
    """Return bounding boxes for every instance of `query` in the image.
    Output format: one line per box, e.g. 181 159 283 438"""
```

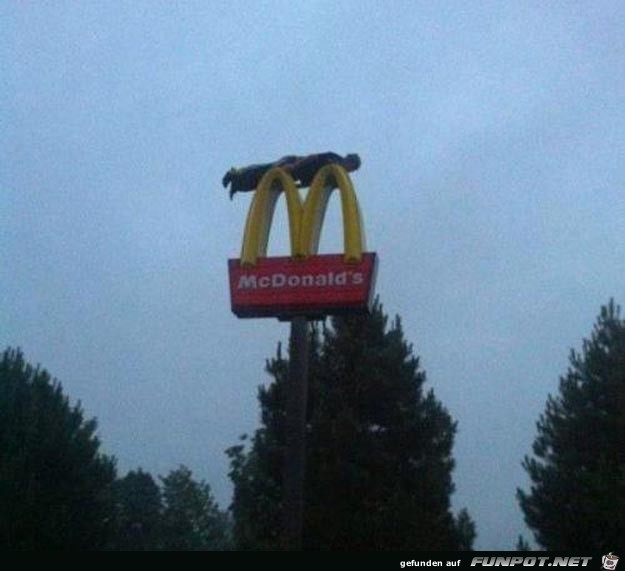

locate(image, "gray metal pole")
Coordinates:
283 315 310 550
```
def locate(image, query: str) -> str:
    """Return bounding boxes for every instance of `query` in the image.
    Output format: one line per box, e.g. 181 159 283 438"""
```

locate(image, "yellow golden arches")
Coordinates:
240 164 366 267
240 167 303 266
300 164 365 263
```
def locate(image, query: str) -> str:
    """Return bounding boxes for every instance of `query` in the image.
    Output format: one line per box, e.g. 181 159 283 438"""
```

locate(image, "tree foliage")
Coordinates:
111 469 162 550
110 466 231 551
454 508 477 551
0 347 117 550
517 300 625 550
159 465 230 550
228 301 474 550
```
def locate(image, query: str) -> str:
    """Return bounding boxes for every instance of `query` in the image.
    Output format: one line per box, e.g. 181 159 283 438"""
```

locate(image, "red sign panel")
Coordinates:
229 253 378 319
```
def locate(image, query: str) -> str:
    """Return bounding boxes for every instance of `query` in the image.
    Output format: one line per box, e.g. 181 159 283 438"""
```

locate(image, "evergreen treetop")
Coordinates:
518 300 625 550
228 300 474 550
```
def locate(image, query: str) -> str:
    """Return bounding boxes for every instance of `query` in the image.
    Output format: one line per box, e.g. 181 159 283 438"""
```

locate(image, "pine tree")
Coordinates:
228 301 474 550
517 300 625 550
0 348 117 550
454 508 477 551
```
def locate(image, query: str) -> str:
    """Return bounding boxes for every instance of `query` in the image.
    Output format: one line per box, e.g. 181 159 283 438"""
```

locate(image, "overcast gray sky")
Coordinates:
2 1 624 549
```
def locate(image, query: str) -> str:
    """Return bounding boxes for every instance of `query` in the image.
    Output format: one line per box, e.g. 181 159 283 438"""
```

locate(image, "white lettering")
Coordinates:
237 270 368 290
272 273 286 287
352 272 364 285
315 274 327 286
237 275 257 289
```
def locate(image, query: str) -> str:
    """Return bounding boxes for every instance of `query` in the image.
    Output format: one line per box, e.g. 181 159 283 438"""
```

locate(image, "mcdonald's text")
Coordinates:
236 269 364 290
229 253 378 318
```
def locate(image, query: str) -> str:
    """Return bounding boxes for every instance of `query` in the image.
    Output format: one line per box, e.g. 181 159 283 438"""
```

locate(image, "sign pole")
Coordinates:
283 315 309 550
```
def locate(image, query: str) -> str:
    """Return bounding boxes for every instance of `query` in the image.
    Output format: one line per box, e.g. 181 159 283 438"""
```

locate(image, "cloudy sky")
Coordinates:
2 1 624 549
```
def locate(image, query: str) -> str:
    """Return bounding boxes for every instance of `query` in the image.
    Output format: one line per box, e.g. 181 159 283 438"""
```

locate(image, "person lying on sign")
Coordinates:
222 152 361 200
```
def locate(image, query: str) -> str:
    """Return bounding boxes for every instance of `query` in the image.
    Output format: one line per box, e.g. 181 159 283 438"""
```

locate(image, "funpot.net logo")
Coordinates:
602 554 619 571
470 556 593 567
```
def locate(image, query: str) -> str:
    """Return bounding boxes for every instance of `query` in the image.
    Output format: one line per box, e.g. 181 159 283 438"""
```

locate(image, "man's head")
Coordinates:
345 153 361 171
